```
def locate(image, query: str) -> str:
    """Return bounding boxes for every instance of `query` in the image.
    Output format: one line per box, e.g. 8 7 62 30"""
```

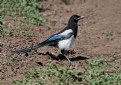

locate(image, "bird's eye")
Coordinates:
74 17 78 21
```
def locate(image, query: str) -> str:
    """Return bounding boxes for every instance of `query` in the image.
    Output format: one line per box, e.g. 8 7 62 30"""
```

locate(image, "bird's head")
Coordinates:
72 15 84 21
68 15 84 26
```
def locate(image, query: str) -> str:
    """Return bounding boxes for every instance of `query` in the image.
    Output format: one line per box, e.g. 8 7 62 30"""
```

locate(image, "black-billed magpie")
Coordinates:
14 15 84 62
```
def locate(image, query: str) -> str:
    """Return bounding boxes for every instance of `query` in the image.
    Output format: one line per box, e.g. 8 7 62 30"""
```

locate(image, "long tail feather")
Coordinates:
14 41 47 54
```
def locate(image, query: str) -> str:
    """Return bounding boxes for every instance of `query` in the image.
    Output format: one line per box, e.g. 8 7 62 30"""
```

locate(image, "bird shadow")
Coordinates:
70 56 89 61
38 52 89 62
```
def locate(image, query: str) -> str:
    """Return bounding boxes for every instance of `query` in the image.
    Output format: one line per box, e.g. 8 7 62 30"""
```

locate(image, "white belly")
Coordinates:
58 35 75 50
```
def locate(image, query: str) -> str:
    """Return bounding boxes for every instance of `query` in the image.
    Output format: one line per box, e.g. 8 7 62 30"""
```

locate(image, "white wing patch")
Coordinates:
58 35 75 50
59 29 73 36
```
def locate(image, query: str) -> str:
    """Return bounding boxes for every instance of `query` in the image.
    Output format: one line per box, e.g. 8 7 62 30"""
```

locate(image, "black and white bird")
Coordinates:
14 15 85 62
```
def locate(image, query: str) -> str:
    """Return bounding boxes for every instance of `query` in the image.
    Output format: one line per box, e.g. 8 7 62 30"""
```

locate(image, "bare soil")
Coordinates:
0 0 121 84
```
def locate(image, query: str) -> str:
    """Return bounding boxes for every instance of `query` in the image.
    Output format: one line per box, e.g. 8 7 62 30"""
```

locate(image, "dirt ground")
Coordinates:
0 0 121 84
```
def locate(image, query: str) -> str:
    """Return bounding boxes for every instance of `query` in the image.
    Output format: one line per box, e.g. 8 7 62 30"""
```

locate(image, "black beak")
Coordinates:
77 16 85 20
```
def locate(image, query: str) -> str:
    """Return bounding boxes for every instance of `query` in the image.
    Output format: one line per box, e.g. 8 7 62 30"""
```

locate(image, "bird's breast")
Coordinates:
58 35 75 50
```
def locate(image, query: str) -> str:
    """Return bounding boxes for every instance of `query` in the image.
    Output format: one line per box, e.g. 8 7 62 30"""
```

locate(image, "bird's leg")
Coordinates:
64 54 71 63
61 50 72 63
